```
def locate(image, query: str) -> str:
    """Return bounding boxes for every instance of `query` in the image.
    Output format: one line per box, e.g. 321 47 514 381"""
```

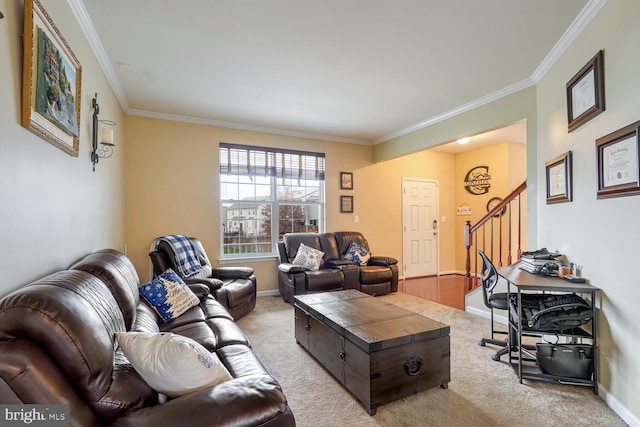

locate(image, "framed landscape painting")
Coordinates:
22 0 82 156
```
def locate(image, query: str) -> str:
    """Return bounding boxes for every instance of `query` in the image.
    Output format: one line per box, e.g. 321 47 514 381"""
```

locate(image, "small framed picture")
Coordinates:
545 151 573 204
340 172 353 190
566 50 605 132
596 121 640 199
340 195 354 213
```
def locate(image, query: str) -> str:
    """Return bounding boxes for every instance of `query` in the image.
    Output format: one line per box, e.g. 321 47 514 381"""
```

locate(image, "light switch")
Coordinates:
441 216 446 223
354 215 359 223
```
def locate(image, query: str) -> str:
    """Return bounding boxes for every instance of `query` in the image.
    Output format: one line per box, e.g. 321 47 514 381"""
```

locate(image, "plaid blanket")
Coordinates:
155 235 203 278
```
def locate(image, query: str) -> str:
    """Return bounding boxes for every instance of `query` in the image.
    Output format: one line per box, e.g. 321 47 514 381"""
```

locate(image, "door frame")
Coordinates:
401 177 440 279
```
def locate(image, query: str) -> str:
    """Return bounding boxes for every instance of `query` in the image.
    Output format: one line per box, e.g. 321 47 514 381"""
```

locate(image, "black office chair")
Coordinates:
477 250 510 361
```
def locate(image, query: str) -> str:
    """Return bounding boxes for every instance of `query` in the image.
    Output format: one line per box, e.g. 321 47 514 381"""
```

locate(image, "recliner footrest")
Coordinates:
359 266 393 284
305 269 344 292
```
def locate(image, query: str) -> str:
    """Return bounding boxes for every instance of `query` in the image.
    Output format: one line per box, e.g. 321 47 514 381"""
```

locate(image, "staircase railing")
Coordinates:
464 181 527 291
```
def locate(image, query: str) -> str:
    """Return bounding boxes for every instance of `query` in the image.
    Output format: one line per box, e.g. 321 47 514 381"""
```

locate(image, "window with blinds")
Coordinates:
219 143 325 258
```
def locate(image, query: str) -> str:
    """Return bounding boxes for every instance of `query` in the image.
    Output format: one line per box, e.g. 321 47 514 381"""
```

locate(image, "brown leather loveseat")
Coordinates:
0 249 294 427
277 231 398 303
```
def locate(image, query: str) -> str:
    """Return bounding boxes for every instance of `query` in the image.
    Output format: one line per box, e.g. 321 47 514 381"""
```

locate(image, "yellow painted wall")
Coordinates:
454 142 527 273
124 116 459 289
357 149 458 274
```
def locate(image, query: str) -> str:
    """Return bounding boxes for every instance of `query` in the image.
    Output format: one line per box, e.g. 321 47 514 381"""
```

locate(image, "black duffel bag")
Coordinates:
536 343 594 379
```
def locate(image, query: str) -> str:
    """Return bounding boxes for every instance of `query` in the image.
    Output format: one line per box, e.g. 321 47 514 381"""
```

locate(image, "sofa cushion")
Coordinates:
343 241 371 266
283 232 322 262
116 332 232 397
292 243 324 271
139 269 200 323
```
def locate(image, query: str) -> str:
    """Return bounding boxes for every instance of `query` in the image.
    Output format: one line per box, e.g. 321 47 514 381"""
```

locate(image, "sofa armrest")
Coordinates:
324 259 354 268
277 263 306 273
212 267 254 280
368 256 398 266
184 282 213 299
184 277 223 291
111 376 295 427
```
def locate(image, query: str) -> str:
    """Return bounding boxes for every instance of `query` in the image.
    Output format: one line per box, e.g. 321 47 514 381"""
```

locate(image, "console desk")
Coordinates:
498 265 599 393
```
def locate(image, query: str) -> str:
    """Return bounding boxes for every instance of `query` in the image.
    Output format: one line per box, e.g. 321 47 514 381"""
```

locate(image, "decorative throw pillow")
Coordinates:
292 243 325 271
344 241 371 266
139 269 200 323
115 332 232 397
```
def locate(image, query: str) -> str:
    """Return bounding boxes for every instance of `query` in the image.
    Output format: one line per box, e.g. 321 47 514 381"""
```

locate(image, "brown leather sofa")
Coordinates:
0 249 294 427
277 231 398 303
149 236 257 320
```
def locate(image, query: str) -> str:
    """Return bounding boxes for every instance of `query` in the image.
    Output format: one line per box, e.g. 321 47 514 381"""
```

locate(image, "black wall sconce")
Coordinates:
91 93 116 172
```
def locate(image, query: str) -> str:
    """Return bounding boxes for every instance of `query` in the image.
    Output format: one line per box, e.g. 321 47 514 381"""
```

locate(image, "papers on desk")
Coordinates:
519 250 563 276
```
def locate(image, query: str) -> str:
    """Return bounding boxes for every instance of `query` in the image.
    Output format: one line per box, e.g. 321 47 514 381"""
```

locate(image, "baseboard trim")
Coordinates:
465 306 508 325
599 384 640 427
257 289 281 298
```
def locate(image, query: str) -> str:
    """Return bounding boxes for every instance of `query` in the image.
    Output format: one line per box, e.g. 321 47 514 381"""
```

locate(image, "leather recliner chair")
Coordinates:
277 233 345 304
149 236 257 320
332 231 399 295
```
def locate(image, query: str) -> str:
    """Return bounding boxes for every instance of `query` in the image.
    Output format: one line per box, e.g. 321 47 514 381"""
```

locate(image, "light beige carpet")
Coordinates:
237 292 626 427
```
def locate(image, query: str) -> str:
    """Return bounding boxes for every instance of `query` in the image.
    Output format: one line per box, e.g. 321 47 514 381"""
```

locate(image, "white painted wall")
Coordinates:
534 1 640 423
0 0 125 291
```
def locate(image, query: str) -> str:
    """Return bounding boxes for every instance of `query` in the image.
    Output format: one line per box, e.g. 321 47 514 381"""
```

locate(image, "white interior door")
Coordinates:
402 178 439 278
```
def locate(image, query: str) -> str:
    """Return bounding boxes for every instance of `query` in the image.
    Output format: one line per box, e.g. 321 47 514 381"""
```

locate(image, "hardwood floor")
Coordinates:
399 274 467 310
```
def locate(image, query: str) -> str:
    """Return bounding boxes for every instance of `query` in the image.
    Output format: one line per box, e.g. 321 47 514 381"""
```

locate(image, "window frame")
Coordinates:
219 143 326 260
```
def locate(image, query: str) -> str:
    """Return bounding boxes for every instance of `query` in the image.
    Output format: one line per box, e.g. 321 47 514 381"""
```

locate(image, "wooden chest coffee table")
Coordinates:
294 290 450 415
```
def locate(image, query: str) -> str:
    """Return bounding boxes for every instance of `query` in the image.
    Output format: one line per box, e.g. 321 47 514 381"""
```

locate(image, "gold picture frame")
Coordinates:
22 0 82 156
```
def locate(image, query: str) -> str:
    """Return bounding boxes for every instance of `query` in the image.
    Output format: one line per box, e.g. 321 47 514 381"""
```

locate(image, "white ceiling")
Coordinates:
430 120 527 154
74 0 596 145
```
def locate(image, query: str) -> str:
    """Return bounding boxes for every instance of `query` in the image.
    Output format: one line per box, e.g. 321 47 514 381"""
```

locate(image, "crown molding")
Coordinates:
374 78 534 144
531 0 607 82
67 0 129 111
376 0 606 144
72 0 605 147
127 109 372 145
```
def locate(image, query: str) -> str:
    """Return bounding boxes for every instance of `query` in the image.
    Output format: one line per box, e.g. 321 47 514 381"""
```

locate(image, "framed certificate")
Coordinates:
596 121 640 199
545 151 572 204
566 50 604 132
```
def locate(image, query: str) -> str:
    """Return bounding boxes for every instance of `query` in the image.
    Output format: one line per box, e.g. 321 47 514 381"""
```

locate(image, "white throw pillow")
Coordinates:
116 332 232 397
292 243 324 271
